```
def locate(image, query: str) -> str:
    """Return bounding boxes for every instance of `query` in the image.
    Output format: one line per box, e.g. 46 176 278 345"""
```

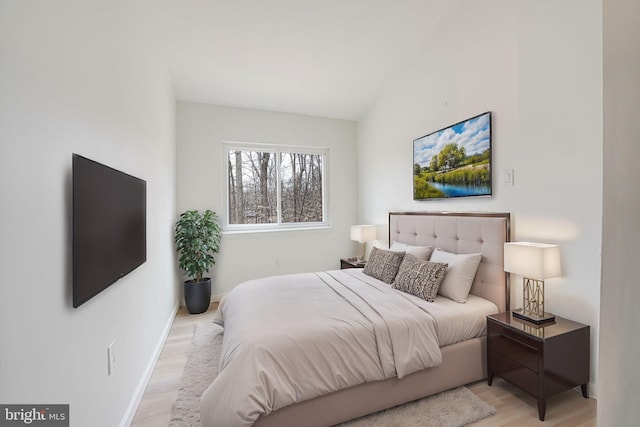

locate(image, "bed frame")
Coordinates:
254 211 511 427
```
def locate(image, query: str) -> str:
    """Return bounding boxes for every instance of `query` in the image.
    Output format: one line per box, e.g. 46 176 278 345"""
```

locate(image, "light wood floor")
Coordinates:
131 305 596 427
131 304 219 427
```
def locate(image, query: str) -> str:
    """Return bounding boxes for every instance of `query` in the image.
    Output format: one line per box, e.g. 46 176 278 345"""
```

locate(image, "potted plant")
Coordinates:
175 210 222 314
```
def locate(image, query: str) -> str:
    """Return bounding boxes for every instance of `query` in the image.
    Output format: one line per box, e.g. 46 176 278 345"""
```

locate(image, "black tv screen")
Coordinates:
73 154 146 308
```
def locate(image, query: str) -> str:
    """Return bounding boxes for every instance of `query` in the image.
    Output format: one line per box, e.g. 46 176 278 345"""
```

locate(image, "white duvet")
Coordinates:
200 269 443 427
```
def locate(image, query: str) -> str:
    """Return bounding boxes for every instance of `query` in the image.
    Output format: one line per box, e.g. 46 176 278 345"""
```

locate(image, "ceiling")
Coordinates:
160 0 463 120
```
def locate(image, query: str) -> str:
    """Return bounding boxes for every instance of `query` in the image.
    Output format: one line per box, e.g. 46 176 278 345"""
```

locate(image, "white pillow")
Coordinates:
390 242 433 261
430 248 482 303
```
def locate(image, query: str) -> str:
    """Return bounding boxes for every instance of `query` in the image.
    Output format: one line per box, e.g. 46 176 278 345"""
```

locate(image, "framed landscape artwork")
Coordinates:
413 112 492 200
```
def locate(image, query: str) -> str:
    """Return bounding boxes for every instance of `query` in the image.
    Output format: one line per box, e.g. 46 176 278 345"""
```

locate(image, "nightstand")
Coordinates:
340 258 366 269
487 312 590 421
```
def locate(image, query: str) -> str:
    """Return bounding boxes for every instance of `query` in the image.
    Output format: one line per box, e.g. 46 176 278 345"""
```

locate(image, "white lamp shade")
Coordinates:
350 225 377 242
504 242 562 280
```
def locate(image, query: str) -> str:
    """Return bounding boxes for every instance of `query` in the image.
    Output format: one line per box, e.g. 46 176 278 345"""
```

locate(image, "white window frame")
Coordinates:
222 141 330 232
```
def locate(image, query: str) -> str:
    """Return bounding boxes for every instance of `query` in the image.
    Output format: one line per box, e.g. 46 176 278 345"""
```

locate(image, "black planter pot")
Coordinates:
184 278 211 314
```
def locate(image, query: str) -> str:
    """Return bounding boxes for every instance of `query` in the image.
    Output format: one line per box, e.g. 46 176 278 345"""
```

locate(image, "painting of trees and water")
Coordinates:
413 112 491 200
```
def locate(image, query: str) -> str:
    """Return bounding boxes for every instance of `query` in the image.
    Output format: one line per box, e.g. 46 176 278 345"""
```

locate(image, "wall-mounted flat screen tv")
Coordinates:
413 112 492 200
73 154 146 308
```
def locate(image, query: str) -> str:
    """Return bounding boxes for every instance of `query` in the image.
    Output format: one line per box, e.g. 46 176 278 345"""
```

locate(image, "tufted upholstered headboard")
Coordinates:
389 211 511 312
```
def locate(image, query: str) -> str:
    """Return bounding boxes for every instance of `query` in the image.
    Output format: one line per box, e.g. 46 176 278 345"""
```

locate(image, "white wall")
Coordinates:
599 0 640 423
176 102 358 296
0 1 178 426
357 0 602 392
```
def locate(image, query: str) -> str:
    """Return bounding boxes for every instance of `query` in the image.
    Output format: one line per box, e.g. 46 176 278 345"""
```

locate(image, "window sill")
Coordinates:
222 225 333 235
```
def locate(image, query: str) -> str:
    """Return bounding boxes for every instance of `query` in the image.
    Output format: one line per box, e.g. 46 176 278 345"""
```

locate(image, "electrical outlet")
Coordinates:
107 341 116 376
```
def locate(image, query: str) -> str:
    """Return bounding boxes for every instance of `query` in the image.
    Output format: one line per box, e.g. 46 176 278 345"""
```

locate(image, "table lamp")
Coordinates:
504 242 561 324
350 225 377 261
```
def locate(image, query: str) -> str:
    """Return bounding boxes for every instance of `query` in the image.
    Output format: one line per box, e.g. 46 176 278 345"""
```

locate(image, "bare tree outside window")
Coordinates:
227 150 277 224
280 153 323 223
226 146 327 228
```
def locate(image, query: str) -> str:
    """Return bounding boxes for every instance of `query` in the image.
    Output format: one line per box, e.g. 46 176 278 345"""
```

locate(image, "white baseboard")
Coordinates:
587 381 598 399
119 304 179 427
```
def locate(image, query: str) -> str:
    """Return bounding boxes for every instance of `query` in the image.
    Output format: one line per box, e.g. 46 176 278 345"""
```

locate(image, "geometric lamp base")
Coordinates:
515 277 556 325
512 308 556 325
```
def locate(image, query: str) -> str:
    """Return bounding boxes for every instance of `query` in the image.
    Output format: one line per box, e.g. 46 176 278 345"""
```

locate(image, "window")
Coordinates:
224 143 329 230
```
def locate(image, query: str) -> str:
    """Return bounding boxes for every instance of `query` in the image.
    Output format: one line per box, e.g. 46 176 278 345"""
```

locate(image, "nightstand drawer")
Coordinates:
488 319 541 372
489 349 539 396
488 318 540 347
488 333 540 373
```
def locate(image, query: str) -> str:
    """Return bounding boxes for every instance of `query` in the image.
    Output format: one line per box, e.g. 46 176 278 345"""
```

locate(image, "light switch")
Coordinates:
502 169 514 186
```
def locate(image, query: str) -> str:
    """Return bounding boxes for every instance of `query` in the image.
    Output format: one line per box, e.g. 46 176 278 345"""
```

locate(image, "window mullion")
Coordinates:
275 149 283 225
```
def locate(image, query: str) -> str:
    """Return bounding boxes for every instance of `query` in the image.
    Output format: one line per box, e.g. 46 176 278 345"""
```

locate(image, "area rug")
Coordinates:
169 322 496 427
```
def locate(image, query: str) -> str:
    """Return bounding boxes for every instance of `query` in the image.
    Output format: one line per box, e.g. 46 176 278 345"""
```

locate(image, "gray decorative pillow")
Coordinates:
363 247 405 284
392 254 448 302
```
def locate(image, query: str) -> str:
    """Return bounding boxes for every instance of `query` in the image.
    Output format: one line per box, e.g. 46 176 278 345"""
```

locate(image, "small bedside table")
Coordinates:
487 312 590 421
340 258 366 269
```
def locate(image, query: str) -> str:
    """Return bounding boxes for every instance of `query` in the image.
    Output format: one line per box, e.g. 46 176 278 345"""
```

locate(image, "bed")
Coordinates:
201 211 510 427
